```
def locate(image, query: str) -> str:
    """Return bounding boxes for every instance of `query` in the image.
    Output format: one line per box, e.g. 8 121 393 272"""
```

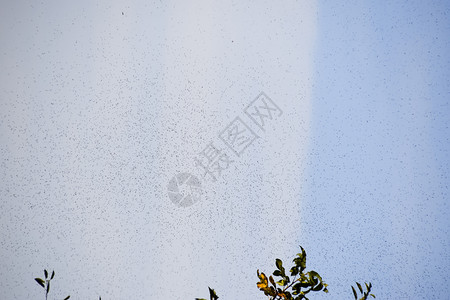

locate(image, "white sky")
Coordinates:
1 0 449 299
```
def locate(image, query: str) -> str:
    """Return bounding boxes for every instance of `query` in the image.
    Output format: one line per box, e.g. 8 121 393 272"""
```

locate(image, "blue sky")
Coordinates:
0 1 449 299
301 1 449 298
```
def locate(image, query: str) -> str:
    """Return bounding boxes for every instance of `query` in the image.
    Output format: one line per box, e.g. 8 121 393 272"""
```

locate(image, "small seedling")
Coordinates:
196 286 219 300
351 282 375 300
34 269 70 300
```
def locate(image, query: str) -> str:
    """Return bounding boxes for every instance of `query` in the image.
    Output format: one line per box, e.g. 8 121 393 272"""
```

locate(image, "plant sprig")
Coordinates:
196 286 219 300
35 269 70 300
256 246 328 300
352 282 375 300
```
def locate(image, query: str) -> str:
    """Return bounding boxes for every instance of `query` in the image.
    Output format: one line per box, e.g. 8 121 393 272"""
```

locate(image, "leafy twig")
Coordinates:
35 269 70 300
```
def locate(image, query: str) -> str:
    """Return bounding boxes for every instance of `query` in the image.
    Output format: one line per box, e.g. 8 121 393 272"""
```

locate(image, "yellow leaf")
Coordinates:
257 272 268 289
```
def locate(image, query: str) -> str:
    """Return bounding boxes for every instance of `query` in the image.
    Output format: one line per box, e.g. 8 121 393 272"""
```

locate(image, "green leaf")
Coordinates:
352 286 357 299
269 275 276 287
312 282 323 291
273 270 282 277
276 279 288 286
208 287 218 300
356 282 363 293
290 266 299 276
292 282 302 292
51 271 55 280
276 258 283 270
63 296 70 300
46 280 50 294
307 270 323 289
35 278 45 288
44 270 48 279
297 247 307 271
370 294 376 298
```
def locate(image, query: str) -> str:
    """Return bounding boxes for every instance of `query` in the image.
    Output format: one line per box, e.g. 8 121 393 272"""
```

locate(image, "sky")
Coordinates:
0 0 449 299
